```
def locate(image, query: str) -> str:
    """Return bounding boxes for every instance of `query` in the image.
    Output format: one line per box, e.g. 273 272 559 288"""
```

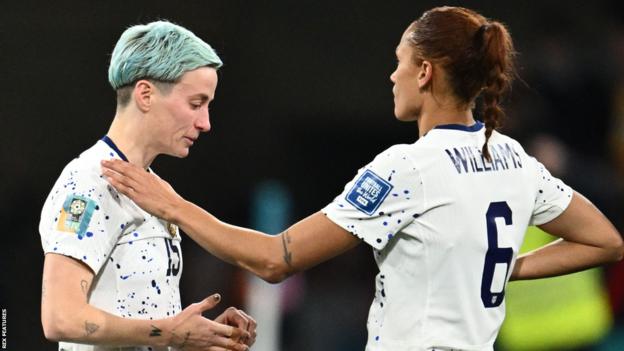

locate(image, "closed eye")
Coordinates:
190 96 210 110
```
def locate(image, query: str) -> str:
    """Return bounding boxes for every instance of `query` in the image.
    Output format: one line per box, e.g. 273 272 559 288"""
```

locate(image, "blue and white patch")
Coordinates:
56 194 97 238
346 169 393 215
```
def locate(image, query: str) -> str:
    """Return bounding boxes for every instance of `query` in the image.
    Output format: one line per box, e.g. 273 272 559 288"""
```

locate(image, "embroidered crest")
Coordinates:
167 223 178 238
57 194 97 238
345 169 393 216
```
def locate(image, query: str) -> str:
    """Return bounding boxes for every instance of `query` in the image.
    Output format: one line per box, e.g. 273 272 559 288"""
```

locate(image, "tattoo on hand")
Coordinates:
80 279 89 295
172 331 191 349
149 325 162 337
281 230 293 267
84 321 100 337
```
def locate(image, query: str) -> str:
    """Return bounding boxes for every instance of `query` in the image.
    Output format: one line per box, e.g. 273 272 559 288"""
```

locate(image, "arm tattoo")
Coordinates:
149 325 162 337
80 279 89 295
172 331 191 349
84 321 100 337
281 230 293 267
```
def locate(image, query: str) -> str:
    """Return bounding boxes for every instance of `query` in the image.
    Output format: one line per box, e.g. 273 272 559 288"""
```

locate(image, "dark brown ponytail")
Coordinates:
406 7 516 161
475 22 515 161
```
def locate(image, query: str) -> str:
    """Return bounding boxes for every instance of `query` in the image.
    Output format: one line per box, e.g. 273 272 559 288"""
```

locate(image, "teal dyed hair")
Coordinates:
108 21 222 90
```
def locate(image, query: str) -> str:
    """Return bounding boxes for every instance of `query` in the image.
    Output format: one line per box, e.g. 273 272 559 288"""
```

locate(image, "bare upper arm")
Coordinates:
42 253 95 326
538 191 622 248
283 211 361 273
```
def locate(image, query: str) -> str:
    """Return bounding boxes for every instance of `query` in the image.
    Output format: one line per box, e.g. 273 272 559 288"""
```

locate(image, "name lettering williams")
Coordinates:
445 143 522 174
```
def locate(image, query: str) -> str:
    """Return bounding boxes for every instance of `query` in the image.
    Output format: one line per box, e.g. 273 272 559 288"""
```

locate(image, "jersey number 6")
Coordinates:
481 201 513 308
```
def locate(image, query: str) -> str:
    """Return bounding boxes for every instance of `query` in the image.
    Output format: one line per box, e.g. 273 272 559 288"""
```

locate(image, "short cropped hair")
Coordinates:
108 21 222 104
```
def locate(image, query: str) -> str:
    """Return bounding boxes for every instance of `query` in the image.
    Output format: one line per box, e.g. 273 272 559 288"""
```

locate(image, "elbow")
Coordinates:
603 231 624 263
253 258 292 284
610 243 624 263
263 270 290 284
42 317 64 342
606 246 624 264
42 308 74 342
245 236 295 284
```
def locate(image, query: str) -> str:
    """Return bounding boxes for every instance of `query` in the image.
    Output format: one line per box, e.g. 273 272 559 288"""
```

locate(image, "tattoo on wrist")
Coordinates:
84 321 100 337
149 325 162 337
281 230 293 267
80 279 89 295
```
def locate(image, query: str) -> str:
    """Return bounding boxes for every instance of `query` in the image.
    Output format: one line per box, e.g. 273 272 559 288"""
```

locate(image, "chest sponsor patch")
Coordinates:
346 169 393 215
57 194 97 238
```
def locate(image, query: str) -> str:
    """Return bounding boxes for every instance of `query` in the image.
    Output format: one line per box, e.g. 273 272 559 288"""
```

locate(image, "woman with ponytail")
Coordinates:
101 7 623 350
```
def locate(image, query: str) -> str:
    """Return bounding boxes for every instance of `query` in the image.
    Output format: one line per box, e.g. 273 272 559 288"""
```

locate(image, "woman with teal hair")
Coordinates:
108 21 223 106
40 20 255 351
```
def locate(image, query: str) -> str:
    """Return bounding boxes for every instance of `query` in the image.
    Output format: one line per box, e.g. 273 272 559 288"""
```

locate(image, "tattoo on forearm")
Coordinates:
172 331 191 349
84 321 100 336
281 230 293 267
80 279 89 295
149 325 162 337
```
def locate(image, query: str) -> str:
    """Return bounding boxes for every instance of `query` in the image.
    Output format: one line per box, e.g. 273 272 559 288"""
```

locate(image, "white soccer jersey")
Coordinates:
39 137 183 351
323 122 573 351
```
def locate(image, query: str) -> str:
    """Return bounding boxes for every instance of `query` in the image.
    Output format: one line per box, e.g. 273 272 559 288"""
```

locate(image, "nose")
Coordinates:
390 70 397 83
195 111 211 132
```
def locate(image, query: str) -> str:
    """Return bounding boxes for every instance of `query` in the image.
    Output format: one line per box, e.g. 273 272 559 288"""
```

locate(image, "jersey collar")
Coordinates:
433 121 484 132
101 135 129 162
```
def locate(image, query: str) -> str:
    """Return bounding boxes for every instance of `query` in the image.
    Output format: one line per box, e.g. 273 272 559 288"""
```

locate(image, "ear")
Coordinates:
417 60 433 89
132 80 155 112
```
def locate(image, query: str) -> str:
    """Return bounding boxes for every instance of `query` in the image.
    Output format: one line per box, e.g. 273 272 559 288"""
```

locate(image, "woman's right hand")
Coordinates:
167 294 250 351
101 159 184 223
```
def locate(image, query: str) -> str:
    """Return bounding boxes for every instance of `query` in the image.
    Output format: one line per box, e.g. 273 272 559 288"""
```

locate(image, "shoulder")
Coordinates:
490 130 536 166
490 130 525 150
43 141 119 208
358 144 423 196
367 143 420 173
374 143 414 161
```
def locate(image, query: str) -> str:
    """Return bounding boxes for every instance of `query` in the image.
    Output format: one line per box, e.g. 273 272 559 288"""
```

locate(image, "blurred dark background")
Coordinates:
2 0 624 350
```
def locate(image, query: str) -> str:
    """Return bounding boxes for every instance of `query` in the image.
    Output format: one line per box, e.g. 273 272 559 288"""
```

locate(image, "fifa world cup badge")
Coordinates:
57 194 97 238
167 223 178 238
69 199 86 220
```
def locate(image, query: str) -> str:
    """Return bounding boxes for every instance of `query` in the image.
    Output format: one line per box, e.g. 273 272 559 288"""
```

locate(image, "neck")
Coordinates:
106 110 158 168
417 99 474 137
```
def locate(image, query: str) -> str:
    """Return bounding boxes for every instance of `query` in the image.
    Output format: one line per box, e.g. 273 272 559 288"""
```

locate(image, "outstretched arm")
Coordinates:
101 159 361 283
42 253 251 350
510 192 624 281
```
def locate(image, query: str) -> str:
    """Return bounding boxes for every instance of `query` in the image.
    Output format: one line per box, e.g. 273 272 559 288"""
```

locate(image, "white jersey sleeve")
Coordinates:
322 145 424 250
39 161 137 274
529 157 573 225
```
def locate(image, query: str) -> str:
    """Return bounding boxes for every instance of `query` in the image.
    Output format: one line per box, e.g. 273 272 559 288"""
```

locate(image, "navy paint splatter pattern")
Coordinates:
322 128 575 350
529 158 573 225
39 140 182 351
322 144 424 251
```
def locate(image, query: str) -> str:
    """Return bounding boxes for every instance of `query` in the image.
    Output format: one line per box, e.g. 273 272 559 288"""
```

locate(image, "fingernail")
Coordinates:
213 293 221 302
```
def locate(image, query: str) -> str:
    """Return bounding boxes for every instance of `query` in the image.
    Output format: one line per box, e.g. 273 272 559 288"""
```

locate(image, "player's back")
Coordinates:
361 123 571 350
